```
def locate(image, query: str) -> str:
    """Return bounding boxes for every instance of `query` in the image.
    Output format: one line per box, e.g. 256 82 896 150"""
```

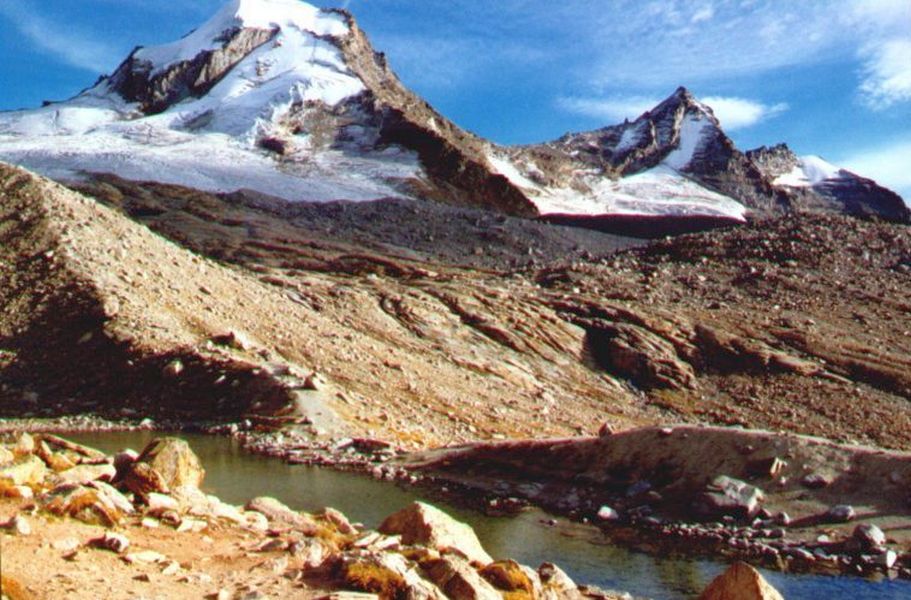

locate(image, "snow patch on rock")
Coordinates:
664 112 713 171
487 149 746 220
135 0 349 75
774 155 846 187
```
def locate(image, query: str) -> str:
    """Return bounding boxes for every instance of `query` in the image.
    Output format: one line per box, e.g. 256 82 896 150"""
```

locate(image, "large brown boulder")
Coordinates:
699 562 784 600
379 502 493 565
122 438 204 495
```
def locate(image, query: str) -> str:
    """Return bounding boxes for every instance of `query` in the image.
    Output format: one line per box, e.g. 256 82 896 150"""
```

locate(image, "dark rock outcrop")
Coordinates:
106 28 277 114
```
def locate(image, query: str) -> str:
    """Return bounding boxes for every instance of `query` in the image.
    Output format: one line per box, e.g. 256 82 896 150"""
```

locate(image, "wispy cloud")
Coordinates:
555 96 657 123
558 94 788 131
701 97 789 131
858 39 911 109
841 138 911 204
848 0 911 109
0 2 115 73
365 1 911 114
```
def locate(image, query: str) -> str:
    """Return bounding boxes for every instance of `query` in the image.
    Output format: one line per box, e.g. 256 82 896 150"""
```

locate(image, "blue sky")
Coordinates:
0 0 909 199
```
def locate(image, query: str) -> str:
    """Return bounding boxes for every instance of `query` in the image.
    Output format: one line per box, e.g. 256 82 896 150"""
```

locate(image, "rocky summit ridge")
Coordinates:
0 0 906 228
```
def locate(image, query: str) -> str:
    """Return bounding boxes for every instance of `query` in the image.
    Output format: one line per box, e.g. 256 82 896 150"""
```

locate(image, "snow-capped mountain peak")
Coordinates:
0 3 906 226
132 0 348 78
0 0 535 214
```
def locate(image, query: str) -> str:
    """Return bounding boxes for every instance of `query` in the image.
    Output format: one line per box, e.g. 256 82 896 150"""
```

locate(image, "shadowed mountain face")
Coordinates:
0 0 906 231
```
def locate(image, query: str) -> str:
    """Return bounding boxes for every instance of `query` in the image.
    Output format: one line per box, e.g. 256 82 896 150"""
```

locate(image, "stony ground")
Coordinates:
4 165 907 450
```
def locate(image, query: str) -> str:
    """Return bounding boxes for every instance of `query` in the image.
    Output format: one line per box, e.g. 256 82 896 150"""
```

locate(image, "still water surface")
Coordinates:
67 431 911 599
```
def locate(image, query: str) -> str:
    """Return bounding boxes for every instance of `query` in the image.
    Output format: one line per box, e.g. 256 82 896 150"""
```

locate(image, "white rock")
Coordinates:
596 505 620 522
5 514 31 536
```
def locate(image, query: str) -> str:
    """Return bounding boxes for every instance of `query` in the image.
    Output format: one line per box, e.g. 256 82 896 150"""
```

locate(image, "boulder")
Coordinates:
699 562 784 600
162 359 184 378
91 532 130 554
424 555 501 600
54 463 117 485
130 438 205 490
698 476 764 520
879 550 898 569
747 457 787 479
0 446 14 465
339 550 445 600
2 485 33 500
853 524 886 550
596 505 620 522
289 537 330 569
379 502 492 565
37 434 106 462
113 449 139 479
800 473 832 489
245 496 320 534
122 461 171 496
146 492 180 514
88 481 136 515
479 559 541 597
825 504 856 523
538 563 582 600
36 441 77 472
322 507 357 534
40 483 127 526
11 432 35 455
0 455 47 487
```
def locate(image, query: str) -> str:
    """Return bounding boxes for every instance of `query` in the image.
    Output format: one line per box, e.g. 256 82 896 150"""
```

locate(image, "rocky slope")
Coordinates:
0 0 905 228
3 161 910 453
0 162 661 446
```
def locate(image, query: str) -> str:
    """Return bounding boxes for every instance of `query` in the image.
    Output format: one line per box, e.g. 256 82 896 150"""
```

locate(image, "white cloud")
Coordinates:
558 93 787 130
396 1 911 112
691 6 715 23
858 39 911 109
0 3 115 73
840 138 911 203
701 97 789 130
556 96 658 123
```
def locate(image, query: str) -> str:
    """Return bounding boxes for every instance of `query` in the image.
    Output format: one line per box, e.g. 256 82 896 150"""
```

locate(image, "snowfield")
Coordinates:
487 151 747 220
